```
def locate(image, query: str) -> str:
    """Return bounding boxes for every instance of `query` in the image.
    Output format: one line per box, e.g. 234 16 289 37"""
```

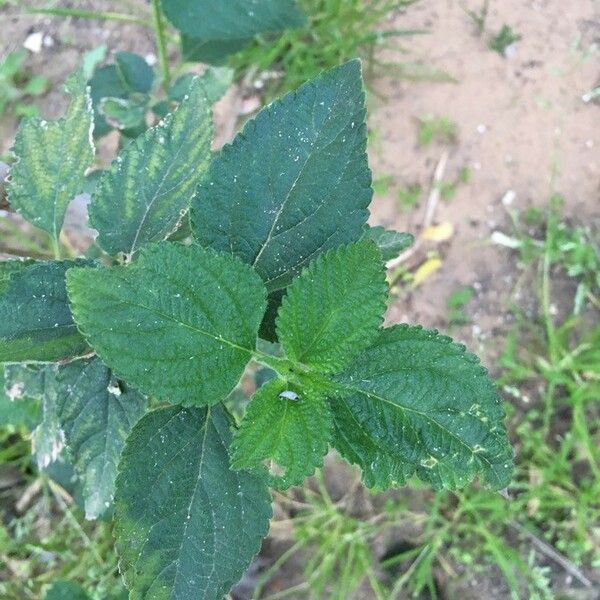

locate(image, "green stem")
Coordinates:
150 0 171 90
28 7 151 28
51 234 61 260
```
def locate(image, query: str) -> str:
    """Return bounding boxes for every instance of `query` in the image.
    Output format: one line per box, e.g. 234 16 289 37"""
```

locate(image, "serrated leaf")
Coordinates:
115 404 272 600
192 60 372 292
0 260 92 363
55 357 147 519
163 0 306 39
232 379 332 489
362 225 414 260
89 77 212 257
67 243 266 407
331 325 513 490
8 74 94 243
276 241 387 373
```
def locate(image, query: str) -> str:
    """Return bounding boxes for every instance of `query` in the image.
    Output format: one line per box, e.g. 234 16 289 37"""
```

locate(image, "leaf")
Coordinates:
192 60 372 293
89 76 212 257
169 68 233 104
181 35 251 65
162 0 306 39
232 379 332 488
115 51 154 94
331 325 513 490
88 64 128 137
55 357 147 519
114 404 272 600
0 260 92 363
67 243 266 407
44 581 91 600
7 74 94 243
361 226 414 260
276 241 387 373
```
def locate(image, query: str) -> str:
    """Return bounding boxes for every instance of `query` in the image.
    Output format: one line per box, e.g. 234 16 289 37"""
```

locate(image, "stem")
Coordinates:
51 234 61 260
28 7 151 28
150 0 171 90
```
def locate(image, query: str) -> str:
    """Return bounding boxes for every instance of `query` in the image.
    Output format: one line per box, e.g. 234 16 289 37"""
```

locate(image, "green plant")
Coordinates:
1 61 512 599
447 286 474 325
397 182 422 210
489 24 522 56
231 0 426 98
0 50 49 118
417 115 458 146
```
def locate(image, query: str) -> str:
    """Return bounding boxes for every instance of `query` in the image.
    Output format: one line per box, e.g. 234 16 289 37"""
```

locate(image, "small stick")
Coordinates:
386 151 449 270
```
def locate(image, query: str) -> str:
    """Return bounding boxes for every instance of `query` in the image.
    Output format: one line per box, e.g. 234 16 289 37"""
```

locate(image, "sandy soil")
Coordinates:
1 1 599 598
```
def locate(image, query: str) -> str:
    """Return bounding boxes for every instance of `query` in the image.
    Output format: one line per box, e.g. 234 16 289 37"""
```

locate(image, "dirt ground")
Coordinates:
0 1 599 598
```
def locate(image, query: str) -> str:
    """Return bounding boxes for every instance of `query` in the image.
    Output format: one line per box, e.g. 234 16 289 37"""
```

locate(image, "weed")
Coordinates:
397 182 422 210
489 25 522 57
418 115 458 146
447 286 474 325
0 50 49 118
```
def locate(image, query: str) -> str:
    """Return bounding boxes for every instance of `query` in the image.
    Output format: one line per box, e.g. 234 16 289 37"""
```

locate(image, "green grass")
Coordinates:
230 0 426 99
417 114 458 146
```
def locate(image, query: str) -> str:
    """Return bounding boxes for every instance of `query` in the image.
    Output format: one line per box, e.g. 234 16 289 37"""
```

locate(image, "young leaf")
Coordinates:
89 77 212 257
67 243 266 407
8 74 94 244
162 0 306 39
192 60 372 292
0 260 93 363
114 405 272 600
331 325 513 490
361 225 414 260
276 241 387 373
55 357 147 519
231 379 332 489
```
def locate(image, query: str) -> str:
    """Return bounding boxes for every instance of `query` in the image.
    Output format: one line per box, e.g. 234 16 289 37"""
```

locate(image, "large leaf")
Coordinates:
89 77 212 257
162 0 306 39
181 35 251 66
114 405 272 600
67 243 266 407
331 325 513 490
8 74 94 243
232 378 332 489
276 241 387 373
192 60 372 292
55 357 147 519
0 260 92 363
44 582 91 600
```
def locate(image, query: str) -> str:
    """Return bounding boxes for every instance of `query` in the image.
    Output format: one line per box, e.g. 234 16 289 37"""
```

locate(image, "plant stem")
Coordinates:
150 0 171 90
28 7 152 28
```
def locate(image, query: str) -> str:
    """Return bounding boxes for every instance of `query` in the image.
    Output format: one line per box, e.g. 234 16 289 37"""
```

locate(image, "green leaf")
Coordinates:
0 259 34 294
163 0 306 39
362 225 414 260
115 404 272 600
232 379 332 489
98 96 147 131
192 60 372 292
0 260 92 363
88 64 128 137
55 357 147 519
89 76 212 257
276 241 387 373
169 68 233 104
181 35 251 65
115 51 154 94
331 325 513 490
67 243 266 407
7 74 94 243
44 581 91 600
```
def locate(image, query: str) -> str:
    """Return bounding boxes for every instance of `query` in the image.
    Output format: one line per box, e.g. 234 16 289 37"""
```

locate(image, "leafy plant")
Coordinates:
1 61 512 599
0 50 49 118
